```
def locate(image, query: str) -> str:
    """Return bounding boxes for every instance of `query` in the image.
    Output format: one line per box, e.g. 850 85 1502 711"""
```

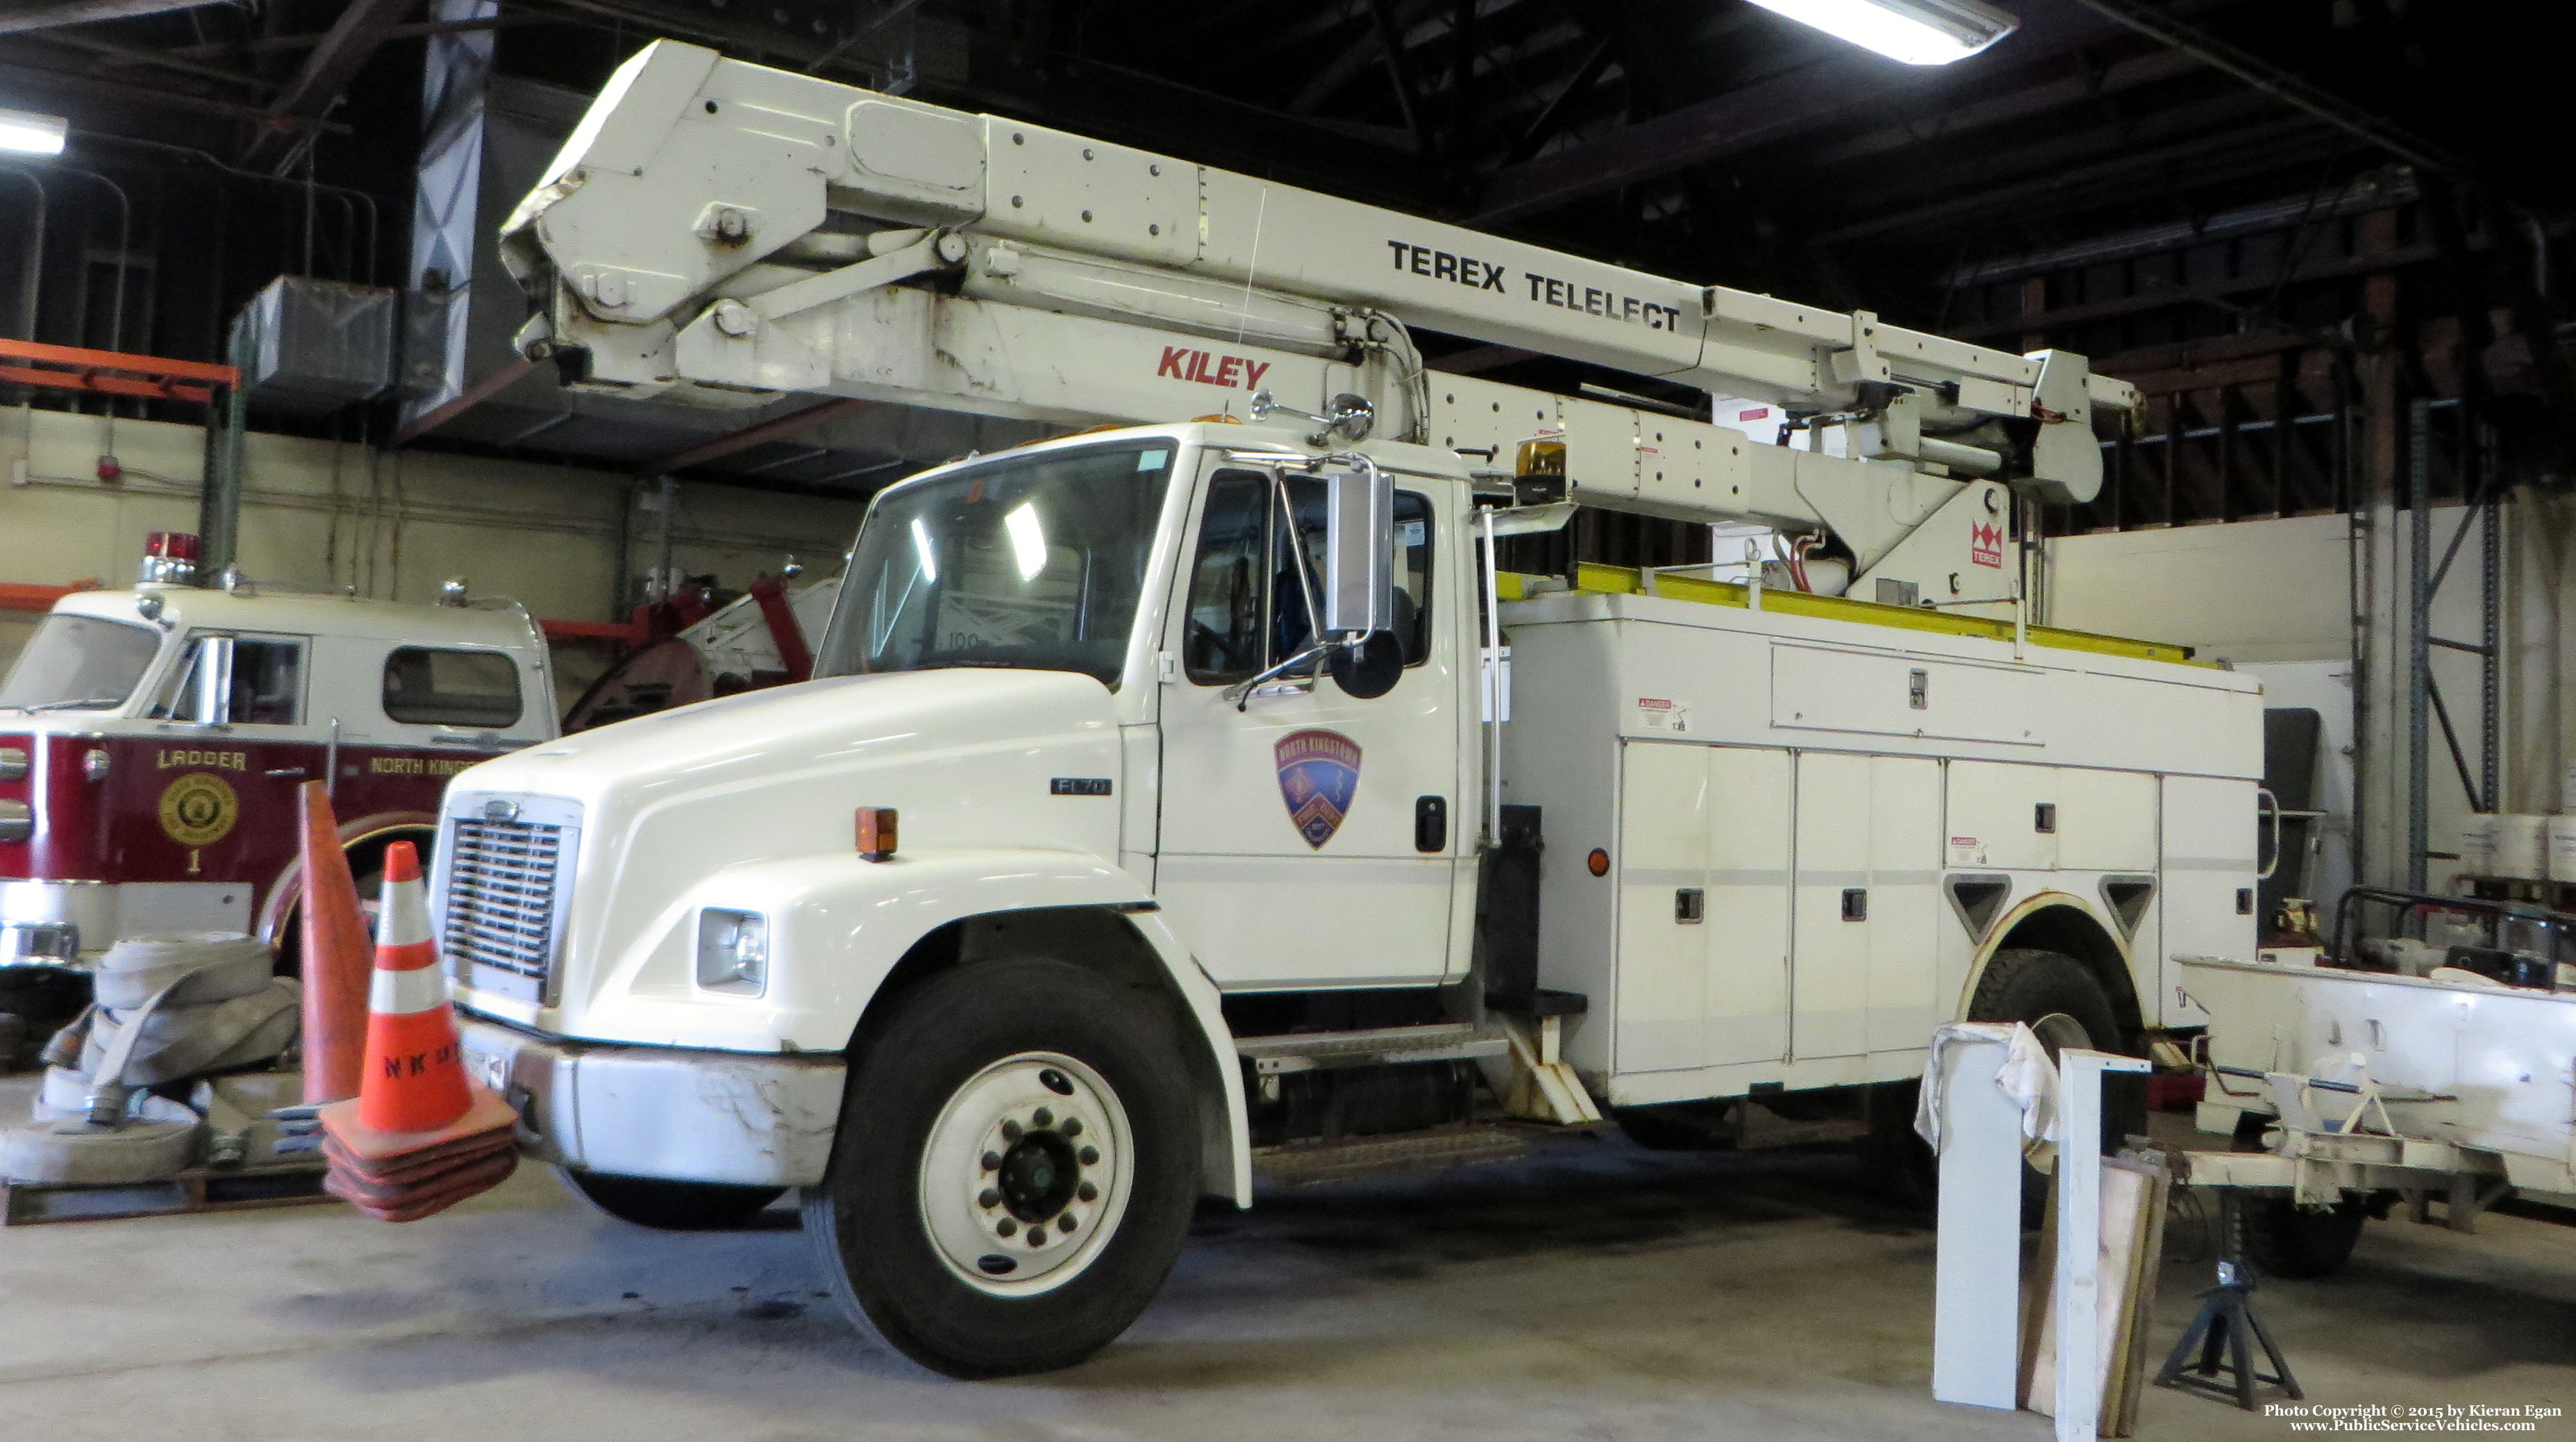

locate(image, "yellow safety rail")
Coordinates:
1497 562 2204 667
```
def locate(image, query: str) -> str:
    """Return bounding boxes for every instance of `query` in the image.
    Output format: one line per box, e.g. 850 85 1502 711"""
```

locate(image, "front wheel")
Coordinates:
803 957 1198 1378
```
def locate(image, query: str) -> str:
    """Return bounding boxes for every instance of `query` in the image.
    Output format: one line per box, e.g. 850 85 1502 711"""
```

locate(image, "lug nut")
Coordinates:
1078 1182 1097 1202
997 1218 1017 1236
1032 1107 1053 1127
979 1189 1000 1209
1078 1146 1099 1166
1058 1212 1078 1232
1060 1118 1082 1138
980 1151 1001 1171
1028 1226 1047 1246
1001 1120 1023 1141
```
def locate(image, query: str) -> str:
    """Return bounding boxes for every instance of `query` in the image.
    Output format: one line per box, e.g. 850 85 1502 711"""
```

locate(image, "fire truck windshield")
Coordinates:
0 612 164 713
816 442 1176 688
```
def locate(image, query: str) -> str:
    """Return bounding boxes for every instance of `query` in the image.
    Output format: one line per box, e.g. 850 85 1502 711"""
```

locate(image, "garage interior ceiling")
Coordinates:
0 0 2566 529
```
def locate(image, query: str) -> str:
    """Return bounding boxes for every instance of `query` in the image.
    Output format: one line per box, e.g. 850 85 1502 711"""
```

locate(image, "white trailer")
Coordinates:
438 40 2264 1378
2185 956 2576 1277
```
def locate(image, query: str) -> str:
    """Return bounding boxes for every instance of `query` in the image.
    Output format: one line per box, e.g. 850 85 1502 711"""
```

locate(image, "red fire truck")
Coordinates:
0 567 558 971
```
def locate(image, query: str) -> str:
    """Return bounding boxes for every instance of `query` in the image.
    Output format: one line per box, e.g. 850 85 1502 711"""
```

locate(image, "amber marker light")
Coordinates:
856 807 899 862
1587 848 1610 877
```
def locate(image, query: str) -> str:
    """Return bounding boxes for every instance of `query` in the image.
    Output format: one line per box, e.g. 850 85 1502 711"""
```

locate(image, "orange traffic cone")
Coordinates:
356 841 470 1131
295 781 371 1105
317 841 518 1222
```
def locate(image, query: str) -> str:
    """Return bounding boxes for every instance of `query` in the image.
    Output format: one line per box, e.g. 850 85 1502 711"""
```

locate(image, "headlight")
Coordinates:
695 908 767 994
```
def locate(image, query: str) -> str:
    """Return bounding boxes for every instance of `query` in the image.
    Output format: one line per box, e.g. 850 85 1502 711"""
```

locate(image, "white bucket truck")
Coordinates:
440 40 2264 1377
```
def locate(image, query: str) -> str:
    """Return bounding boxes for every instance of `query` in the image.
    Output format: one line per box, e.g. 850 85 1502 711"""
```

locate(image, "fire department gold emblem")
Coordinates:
158 772 239 847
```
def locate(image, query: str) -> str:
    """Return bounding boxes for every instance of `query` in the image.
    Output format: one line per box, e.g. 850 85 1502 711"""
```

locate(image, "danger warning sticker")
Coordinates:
1636 697 1691 734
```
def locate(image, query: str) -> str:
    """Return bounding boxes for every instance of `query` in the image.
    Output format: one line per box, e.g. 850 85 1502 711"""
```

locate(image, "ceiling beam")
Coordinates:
244 0 417 171
0 56 347 131
1809 113 2332 247
0 0 231 36
21 28 273 88
149 12 536 62
1471 5 2128 226
2064 0 2468 180
643 398 877 476
394 356 538 444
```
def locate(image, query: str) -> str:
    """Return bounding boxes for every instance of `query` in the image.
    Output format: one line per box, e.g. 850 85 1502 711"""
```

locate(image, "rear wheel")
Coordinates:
563 1170 785 1230
1862 1079 1937 1208
1967 947 2142 1219
803 957 1197 1378
2232 1193 2366 1280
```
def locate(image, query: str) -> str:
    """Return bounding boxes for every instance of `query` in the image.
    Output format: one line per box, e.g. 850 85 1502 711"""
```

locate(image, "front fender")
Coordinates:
567 845 1252 1205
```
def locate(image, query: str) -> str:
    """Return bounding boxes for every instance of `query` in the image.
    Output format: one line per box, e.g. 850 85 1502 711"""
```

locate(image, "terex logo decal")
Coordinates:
1157 346 1271 392
1970 521 2005 569
1387 236 1687 331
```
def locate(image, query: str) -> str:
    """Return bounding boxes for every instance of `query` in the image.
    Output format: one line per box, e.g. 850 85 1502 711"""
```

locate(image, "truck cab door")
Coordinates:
141 630 312 886
1153 462 1463 988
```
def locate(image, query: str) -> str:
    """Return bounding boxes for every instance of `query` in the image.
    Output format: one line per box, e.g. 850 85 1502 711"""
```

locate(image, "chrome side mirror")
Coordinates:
1321 460 1393 639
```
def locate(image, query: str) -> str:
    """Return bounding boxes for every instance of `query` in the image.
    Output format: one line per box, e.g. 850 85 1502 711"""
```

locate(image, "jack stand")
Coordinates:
2155 1257 2302 1411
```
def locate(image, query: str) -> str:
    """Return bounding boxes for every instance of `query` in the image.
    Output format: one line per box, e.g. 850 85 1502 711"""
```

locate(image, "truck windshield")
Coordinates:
817 442 1176 687
0 612 164 713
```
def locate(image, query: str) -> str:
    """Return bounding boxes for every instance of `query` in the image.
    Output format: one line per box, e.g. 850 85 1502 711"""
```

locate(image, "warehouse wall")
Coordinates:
0 407 869 701
2048 501 2568 898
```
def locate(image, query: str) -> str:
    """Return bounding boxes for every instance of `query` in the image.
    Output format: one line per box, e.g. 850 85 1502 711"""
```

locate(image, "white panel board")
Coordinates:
1947 760 2057 871
1771 643 2043 746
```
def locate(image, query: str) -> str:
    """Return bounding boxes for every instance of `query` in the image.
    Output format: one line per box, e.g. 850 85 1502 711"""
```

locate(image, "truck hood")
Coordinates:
461 667 1116 807
441 667 1130 1044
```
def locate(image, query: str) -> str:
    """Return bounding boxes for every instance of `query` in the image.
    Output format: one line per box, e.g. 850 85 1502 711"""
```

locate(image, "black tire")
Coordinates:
803 957 1198 1378
1611 1103 1728 1151
2232 1193 2366 1280
1862 1079 1937 1209
1967 948 2143 1218
563 1169 786 1230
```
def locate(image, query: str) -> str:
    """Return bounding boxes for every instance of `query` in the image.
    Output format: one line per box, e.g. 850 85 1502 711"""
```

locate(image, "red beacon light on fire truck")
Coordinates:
138 531 200 585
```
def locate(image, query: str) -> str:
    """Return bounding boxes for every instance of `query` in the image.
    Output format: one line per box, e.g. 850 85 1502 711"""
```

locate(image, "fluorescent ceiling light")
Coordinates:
1744 0 2018 65
0 107 68 156
1003 503 1049 582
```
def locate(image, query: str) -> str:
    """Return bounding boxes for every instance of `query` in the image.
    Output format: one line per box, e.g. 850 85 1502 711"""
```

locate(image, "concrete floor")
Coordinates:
4 1078 2575 1442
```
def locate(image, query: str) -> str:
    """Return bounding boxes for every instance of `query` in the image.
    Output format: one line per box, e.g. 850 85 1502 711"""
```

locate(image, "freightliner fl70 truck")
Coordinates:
437 41 2263 1378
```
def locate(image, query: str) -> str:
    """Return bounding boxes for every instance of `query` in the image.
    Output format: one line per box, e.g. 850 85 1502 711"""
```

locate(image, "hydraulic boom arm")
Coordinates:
505 40 2139 601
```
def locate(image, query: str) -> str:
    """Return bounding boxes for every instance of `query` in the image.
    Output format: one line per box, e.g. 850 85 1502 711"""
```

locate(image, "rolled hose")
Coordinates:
88 932 274 1012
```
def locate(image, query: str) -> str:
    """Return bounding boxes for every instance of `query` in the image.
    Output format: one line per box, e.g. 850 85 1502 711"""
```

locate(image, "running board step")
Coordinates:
1235 1022 1508 1075
1252 1123 1532 1187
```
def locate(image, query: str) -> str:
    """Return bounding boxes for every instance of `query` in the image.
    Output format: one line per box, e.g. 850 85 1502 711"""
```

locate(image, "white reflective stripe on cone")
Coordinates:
370 962 449 1016
378 878 434 948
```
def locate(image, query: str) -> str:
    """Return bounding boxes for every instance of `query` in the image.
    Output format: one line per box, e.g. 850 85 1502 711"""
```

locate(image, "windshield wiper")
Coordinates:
12 696 124 713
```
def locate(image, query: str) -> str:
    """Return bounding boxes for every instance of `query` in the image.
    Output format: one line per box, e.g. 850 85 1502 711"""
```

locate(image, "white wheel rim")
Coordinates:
2029 1011 2093 1058
918 1050 1134 1298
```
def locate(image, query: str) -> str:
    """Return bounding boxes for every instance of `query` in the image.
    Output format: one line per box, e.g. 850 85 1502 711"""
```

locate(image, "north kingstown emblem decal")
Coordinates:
1274 729 1362 849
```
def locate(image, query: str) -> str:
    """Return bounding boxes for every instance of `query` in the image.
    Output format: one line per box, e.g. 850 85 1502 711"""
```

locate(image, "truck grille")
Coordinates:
440 810 572 1001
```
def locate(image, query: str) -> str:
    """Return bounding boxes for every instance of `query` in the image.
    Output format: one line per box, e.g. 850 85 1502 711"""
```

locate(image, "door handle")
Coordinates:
1414 795 1448 853
265 767 307 778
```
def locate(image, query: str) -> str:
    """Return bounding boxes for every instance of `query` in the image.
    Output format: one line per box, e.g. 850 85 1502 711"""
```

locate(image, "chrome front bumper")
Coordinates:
457 1015 846 1187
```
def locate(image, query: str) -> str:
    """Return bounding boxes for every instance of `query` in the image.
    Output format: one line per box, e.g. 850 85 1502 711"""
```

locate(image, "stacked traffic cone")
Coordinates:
317 841 519 1223
295 781 371 1105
